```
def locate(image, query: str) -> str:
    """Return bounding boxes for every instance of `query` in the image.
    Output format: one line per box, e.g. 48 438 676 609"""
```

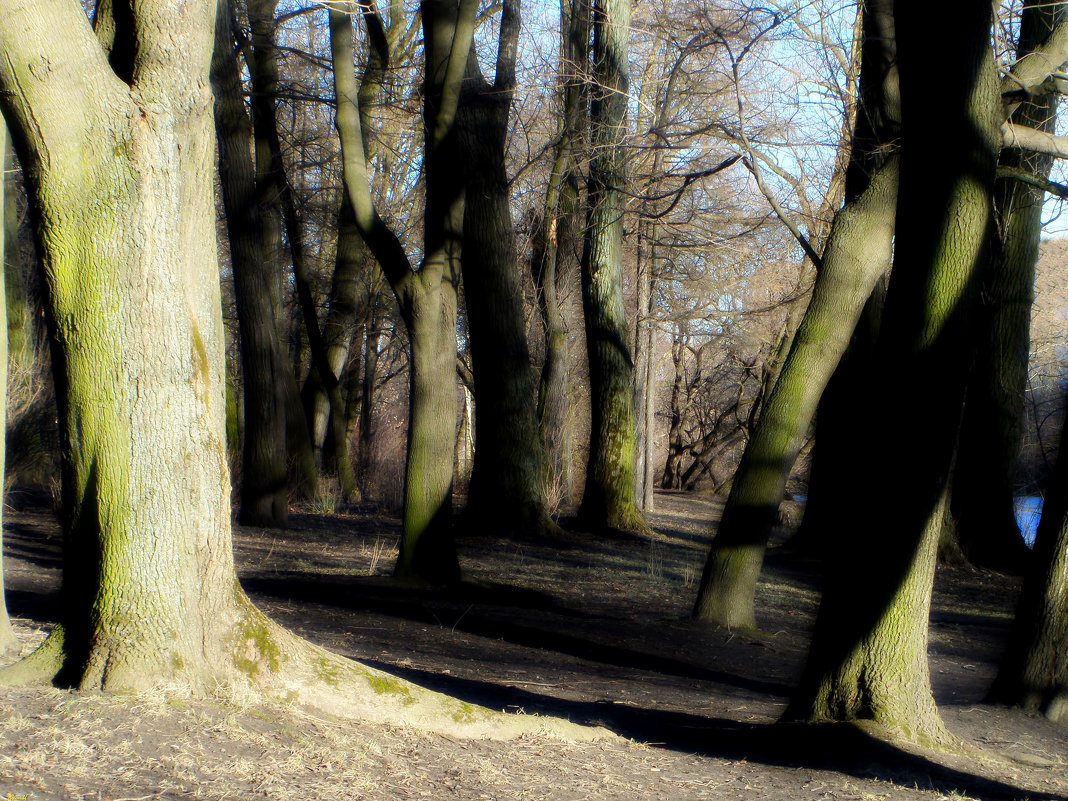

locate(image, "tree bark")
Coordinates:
692 0 899 628
533 0 589 511
577 0 649 534
0 124 17 657
950 0 1062 573
989 384 1068 720
211 0 289 528
458 0 557 538
785 0 999 743
330 1 471 582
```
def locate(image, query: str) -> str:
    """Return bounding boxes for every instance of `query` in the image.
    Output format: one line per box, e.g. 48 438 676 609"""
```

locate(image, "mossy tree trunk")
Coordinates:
989 385 1068 721
0 124 16 657
784 0 999 743
950 0 1062 573
458 0 557 538
211 0 289 528
0 0 294 690
330 1 472 582
577 0 648 534
692 0 900 629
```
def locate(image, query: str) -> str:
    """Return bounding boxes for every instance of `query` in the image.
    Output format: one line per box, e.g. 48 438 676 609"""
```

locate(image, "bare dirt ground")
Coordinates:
1 490 1067 800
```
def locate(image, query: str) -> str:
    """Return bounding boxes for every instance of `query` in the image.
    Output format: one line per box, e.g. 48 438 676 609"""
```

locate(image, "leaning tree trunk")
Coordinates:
950 0 1062 573
0 123 16 657
988 383 1068 721
692 157 897 629
577 0 648 534
211 0 289 528
692 0 898 629
458 0 557 539
784 0 999 743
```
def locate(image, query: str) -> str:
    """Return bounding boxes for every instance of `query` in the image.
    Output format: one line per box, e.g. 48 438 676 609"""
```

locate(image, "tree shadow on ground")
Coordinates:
364 659 1066 801
242 572 794 698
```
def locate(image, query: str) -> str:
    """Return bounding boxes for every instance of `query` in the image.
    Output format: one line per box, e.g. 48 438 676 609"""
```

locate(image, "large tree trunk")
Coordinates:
784 0 999 743
989 385 1068 721
211 0 289 528
577 0 648 534
0 124 16 657
0 0 276 689
950 0 1062 573
458 0 556 538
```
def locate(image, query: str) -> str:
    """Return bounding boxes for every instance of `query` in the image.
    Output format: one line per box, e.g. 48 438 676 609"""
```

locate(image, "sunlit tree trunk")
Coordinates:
951 0 1062 572
785 0 999 742
211 0 289 527
693 0 898 628
0 0 291 690
577 0 648 534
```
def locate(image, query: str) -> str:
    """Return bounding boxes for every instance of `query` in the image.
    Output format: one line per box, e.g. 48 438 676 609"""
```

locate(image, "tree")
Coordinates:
692 0 898 629
212 0 290 527
784 0 999 742
950 0 1063 572
577 0 649 533
330 0 473 582
988 385 1068 722
457 0 559 539
0 123 16 657
0 0 374 705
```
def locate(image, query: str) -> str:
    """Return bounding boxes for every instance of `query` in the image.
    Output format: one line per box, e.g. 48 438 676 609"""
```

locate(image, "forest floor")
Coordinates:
0 490 1067 800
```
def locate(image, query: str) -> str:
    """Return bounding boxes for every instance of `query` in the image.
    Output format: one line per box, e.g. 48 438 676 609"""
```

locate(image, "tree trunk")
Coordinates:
950 0 1061 573
578 0 648 534
0 124 16 657
329 1 470 582
0 0 284 690
988 385 1068 720
692 155 898 629
533 0 589 508
211 0 289 528
246 0 318 500
785 0 999 743
458 0 556 538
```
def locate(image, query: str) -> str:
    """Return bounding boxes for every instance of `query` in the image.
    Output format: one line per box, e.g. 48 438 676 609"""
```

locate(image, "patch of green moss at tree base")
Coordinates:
362 670 414 704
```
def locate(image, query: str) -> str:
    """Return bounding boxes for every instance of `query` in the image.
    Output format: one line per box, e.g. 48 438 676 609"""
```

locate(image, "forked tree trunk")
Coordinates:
211 0 289 527
458 0 557 538
577 0 648 534
330 1 470 582
0 0 282 690
0 124 16 657
785 0 999 742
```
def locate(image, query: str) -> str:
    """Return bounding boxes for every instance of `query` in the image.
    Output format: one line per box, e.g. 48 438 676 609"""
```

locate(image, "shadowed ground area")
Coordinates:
1 490 1066 800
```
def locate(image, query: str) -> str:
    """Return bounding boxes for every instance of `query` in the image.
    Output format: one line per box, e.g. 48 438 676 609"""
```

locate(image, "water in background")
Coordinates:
1015 495 1043 547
